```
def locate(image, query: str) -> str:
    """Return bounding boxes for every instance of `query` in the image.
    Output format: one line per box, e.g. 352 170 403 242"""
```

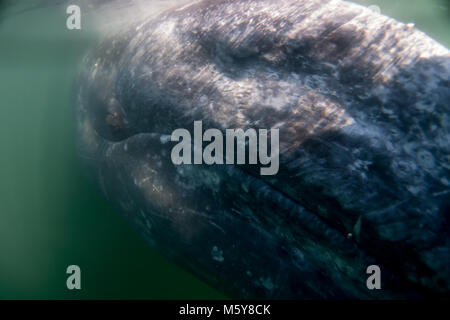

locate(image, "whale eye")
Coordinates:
83 80 137 142
106 110 121 128
104 98 126 131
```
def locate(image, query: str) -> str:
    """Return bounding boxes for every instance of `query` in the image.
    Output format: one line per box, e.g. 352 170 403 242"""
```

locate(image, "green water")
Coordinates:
0 3 225 299
0 1 448 299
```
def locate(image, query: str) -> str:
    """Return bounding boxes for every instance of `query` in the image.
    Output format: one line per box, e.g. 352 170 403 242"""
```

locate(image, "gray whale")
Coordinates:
76 0 450 299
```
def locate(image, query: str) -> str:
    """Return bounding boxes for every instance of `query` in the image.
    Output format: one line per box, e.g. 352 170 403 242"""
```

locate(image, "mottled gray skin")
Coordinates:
76 0 450 299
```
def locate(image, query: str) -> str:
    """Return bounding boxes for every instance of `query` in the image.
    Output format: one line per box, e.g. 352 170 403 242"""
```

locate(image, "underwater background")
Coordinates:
0 0 448 299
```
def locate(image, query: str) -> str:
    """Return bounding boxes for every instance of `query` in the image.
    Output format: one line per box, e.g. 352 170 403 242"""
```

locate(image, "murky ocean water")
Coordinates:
0 0 448 299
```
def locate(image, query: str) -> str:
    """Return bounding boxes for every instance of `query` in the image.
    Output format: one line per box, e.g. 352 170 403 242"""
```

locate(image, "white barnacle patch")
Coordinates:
258 277 275 291
433 189 450 197
211 246 224 262
266 94 287 111
292 92 355 142
406 185 423 196
79 116 100 153
414 100 436 113
129 161 176 215
199 95 208 106
440 177 450 187
139 209 152 230
175 165 221 193
348 159 373 180
381 106 395 117
416 150 435 169
155 20 176 37
160 134 171 144
349 159 372 171
353 215 362 242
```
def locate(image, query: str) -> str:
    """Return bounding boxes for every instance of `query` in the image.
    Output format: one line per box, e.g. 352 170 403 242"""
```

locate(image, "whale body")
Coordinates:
76 0 450 299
